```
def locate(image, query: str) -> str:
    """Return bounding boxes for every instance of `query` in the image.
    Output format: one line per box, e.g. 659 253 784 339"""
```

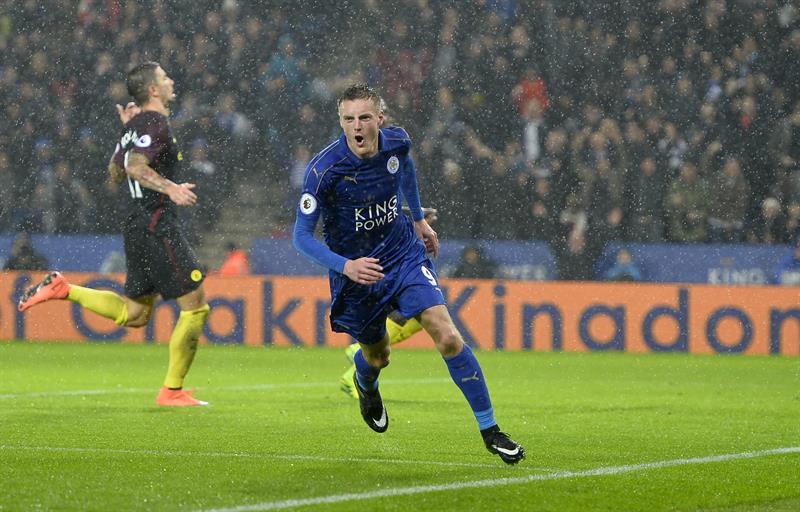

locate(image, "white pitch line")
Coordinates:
0 444 556 471
198 446 800 512
0 378 451 400
0 387 154 399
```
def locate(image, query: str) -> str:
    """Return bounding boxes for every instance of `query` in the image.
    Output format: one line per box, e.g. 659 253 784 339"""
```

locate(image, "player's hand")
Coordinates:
343 257 384 285
116 102 141 124
166 182 197 206
422 207 438 223
414 219 439 258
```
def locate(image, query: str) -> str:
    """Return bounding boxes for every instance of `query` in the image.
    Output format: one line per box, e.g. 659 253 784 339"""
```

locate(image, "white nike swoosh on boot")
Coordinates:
492 444 519 456
372 407 387 428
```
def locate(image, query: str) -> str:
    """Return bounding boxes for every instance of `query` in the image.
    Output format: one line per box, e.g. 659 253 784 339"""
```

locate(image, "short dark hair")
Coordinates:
337 83 382 110
127 61 161 105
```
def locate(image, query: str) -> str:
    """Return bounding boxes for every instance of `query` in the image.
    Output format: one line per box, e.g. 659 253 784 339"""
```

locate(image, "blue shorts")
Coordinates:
329 251 445 345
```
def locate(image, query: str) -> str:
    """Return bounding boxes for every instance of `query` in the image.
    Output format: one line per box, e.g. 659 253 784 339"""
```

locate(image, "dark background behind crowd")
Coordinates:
1 0 799 280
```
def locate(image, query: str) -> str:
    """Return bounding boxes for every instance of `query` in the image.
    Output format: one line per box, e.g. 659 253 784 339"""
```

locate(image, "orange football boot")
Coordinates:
156 386 209 407
18 271 71 312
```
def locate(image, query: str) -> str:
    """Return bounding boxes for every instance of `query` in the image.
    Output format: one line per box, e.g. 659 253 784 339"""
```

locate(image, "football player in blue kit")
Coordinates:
292 84 524 464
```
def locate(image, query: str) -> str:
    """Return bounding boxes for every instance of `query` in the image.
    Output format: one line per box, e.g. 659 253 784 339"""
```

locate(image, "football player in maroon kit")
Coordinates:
19 62 210 407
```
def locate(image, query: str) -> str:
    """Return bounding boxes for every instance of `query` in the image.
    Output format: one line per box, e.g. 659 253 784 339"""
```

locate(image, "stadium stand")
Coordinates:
1 2 798 278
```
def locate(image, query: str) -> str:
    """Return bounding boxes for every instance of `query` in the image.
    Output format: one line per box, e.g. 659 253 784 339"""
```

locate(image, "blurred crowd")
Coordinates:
2 0 800 279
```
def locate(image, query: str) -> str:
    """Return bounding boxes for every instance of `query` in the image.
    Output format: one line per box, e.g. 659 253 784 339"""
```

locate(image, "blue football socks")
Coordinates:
444 344 496 430
354 349 380 392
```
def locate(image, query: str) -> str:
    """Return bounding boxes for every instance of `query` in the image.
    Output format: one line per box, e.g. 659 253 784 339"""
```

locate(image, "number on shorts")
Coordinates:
421 266 437 286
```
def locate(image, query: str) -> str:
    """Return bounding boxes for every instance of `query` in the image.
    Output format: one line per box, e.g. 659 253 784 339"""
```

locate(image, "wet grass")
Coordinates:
0 342 798 511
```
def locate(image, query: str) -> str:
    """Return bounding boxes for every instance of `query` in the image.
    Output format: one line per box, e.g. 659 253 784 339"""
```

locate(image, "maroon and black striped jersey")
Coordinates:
112 110 184 219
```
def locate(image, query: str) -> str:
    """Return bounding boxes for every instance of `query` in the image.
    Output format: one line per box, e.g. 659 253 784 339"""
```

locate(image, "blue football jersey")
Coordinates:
294 126 424 272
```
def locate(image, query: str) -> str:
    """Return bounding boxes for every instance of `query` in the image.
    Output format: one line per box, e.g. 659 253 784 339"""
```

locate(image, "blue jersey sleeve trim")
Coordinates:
292 206 348 274
399 153 424 221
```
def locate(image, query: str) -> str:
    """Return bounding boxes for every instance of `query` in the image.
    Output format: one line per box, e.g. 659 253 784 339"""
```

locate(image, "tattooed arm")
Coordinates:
125 152 197 206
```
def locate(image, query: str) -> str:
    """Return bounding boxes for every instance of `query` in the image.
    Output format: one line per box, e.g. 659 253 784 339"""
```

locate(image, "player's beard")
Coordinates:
160 83 176 109
162 92 175 113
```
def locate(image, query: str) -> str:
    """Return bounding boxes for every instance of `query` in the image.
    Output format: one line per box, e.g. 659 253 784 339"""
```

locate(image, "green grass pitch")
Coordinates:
0 341 798 511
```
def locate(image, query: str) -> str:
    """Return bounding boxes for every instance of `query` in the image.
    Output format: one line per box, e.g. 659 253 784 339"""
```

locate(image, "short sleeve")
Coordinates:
129 117 169 164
